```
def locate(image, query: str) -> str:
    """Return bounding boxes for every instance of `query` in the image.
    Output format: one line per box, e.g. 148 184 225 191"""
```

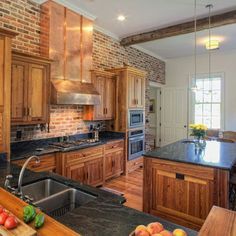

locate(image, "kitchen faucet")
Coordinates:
17 155 40 197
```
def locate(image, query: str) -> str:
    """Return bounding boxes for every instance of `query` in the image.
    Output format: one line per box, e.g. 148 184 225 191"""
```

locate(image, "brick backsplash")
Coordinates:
1 0 165 149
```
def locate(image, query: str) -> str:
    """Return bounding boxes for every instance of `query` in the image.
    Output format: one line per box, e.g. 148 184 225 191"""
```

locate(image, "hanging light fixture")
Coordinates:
190 0 198 92
206 4 213 83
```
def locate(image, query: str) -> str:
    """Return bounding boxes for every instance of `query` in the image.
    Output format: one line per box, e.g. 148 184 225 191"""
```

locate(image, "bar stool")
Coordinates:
229 173 236 210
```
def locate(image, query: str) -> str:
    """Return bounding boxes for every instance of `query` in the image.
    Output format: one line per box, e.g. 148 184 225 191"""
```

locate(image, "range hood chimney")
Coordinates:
51 79 101 105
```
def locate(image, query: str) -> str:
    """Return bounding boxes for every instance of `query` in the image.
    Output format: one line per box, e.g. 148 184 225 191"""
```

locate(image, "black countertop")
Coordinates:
0 160 197 236
144 139 236 170
11 131 125 161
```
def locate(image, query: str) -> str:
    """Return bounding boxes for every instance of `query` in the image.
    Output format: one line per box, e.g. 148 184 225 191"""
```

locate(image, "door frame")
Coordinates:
149 81 164 147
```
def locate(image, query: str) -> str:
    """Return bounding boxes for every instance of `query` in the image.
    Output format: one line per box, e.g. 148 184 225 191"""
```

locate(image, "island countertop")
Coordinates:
143 139 236 170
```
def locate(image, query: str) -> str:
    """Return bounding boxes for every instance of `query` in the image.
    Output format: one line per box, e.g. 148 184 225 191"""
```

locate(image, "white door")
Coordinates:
161 87 188 146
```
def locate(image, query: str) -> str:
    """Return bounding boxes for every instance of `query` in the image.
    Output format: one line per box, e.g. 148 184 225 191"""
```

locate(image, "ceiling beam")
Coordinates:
120 10 236 46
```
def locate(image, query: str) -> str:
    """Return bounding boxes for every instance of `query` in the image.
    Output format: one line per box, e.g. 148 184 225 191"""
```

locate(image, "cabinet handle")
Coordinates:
103 108 106 115
28 107 32 116
176 173 185 180
106 108 108 114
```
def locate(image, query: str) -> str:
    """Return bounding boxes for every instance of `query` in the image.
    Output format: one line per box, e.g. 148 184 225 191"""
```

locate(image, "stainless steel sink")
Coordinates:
34 189 96 217
21 178 97 217
21 179 69 202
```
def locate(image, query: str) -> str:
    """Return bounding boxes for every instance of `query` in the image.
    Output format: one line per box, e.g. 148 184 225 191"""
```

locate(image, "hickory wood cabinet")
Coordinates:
83 70 117 121
62 145 104 187
104 140 124 180
107 66 146 131
12 154 57 172
143 157 229 230
11 52 51 125
0 29 17 155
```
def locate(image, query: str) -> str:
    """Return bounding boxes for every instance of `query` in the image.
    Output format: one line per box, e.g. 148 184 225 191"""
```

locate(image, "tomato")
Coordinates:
4 216 18 229
0 212 9 225
0 206 4 214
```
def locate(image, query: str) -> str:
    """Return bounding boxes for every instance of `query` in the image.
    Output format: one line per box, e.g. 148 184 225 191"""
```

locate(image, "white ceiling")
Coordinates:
36 0 236 59
138 24 236 59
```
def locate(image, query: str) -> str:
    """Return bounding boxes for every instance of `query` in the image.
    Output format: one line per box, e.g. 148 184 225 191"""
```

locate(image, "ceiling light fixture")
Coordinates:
205 39 220 50
117 15 126 21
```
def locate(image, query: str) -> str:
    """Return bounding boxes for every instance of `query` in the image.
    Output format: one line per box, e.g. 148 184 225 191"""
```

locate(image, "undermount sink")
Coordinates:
21 178 69 202
21 178 97 217
34 188 96 217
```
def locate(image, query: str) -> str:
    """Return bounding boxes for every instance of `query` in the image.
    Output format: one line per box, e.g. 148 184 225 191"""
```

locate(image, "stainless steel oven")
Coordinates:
128 110 144 128
128 129 145 161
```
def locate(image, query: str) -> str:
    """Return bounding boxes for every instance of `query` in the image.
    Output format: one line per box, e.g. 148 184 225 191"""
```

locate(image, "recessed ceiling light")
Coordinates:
117 15 126 21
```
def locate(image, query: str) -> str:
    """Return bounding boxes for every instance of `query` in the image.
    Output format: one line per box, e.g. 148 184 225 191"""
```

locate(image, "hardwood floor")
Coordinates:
104 168 143 211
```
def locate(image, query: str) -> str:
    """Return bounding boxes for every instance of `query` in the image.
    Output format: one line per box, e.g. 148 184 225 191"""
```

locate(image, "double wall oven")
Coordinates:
128 110 145 161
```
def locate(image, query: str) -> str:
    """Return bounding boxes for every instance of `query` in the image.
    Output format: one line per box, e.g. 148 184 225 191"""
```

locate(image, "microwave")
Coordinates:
128 110 144 128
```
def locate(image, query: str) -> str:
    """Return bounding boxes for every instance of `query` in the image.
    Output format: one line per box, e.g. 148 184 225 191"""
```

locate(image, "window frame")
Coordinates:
189 72 225 130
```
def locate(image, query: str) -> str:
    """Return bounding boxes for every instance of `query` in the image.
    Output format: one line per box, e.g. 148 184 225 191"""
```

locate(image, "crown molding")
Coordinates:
32 0 96 20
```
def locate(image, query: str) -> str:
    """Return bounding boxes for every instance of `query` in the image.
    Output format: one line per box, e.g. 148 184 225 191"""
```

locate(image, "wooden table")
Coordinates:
199 206 236 236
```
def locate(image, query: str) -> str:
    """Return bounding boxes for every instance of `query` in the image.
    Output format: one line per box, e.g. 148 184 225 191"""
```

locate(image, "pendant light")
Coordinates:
191 0 198 92
206 4 213 84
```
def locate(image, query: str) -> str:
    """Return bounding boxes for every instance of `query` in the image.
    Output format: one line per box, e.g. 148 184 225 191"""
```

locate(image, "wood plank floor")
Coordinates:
104 168 143 211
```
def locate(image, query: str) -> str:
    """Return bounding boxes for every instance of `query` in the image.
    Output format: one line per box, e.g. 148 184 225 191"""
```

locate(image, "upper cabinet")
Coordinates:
0 29 17 156
107 66 146 131
83 70 117 121
11 52 51 125
40 1 93 82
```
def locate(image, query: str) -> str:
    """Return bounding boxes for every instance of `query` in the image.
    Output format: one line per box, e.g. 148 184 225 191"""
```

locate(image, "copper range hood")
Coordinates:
51 79 101 105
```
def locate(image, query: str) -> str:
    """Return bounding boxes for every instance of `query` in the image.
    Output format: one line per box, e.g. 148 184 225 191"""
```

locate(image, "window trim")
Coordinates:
188 72 225 130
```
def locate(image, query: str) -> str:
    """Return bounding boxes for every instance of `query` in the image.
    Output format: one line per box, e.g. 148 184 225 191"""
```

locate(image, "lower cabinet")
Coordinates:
12 154 56 172
63 146 104 187
104 140 124 181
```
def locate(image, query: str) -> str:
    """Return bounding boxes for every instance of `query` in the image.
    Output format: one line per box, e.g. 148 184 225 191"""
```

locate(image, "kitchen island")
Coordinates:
0 156 197 236
143 140 236 230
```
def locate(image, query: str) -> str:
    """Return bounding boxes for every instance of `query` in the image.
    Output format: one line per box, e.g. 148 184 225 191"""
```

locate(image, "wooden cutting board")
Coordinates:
0 187 80 236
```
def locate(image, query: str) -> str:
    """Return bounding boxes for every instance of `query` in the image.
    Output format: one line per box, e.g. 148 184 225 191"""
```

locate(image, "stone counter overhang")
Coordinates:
144 139 236 170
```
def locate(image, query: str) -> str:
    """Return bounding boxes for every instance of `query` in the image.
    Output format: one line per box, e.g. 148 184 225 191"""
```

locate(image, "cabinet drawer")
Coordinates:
127 156 143 173
12 154 56 172
105 140 124 152
65 146 103 164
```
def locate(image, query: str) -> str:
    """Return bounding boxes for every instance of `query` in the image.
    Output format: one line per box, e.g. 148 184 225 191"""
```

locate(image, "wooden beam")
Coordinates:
120 10 236 46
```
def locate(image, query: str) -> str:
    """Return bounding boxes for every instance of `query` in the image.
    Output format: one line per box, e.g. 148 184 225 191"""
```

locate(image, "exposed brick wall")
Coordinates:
0 0 41 54
1 0 165 149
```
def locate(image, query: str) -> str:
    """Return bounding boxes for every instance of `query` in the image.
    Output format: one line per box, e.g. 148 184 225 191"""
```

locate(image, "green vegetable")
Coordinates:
35 213 45 229
23 205 36 223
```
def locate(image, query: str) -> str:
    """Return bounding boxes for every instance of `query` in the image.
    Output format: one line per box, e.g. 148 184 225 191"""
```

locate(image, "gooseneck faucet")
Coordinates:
17 155 40 197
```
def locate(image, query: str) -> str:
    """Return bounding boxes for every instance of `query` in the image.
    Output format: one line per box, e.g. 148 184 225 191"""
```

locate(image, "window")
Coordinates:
191 74 224 129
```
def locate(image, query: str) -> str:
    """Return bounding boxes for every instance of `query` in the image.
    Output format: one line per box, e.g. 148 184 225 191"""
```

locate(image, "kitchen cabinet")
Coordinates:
0 29 16 155
11 52 51 125
83 70 117 121
41 1 93 82
62 146 104 187
12 154 56 173
107 66 146 131
143 157 229 230
104 140 124 180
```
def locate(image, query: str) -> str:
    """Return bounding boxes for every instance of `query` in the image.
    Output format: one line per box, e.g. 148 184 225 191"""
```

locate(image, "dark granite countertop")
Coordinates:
11 131 125 161
0 160 197 236
144 139 236 170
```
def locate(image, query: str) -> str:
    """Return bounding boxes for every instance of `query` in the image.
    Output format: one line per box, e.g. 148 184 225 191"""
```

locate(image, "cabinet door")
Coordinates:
135 76 145 108
112 150 123 175
66 162 86 183
105 77 115 119
104 153 114 180
0 109 3 152
151 168 213 224
85 157 103 186
11 61 28 124
128 73 136 108
93 77 105 120
28 64 48 123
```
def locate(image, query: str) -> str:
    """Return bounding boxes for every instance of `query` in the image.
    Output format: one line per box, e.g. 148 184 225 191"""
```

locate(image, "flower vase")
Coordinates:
195 137 206 150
